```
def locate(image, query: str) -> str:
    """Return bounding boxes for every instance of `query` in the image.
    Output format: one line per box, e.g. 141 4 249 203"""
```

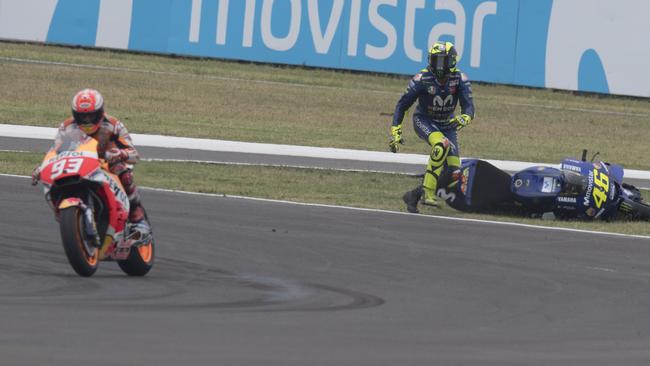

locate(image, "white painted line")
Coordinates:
142 186 650 240
502 102 650 118
2 123 650 180
586 266 617 273
0 149 30 153
1 56 648 119
0 173 32 180
2 172 648 239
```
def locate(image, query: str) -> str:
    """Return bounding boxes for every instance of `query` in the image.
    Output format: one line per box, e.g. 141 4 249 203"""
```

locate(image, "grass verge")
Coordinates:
4 151 648 237
1 42 649 170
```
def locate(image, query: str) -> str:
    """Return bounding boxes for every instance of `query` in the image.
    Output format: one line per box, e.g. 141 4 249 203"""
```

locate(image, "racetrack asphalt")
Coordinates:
0 136 424 174
2 174 650 365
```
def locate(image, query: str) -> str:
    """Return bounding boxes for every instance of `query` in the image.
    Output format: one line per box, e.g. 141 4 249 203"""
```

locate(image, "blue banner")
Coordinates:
125 0 524 84
0 0 648 97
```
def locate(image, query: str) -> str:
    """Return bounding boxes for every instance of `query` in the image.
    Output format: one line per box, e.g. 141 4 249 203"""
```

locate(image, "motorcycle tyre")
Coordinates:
60 207 99 277
628 200 650 221
117 238 154 276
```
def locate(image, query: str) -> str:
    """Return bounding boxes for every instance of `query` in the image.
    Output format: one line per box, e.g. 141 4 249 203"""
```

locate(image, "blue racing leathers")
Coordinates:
392 67 475 206
392 68 474 150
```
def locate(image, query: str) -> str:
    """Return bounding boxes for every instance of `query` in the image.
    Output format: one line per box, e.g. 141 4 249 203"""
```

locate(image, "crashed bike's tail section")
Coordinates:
438 159 513 212
468 160 513 209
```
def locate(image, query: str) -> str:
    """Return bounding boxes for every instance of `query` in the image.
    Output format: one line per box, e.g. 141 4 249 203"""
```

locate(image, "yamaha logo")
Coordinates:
557 196 577 203
561 164 581 172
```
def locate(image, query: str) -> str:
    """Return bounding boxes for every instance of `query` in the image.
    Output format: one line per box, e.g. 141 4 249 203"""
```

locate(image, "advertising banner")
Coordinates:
0 0 648 97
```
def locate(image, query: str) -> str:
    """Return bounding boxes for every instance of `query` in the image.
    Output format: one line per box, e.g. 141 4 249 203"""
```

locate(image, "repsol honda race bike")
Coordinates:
36 127 154 277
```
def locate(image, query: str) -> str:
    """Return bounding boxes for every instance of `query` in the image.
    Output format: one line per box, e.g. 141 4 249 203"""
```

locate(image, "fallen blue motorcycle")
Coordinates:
434 151 650 221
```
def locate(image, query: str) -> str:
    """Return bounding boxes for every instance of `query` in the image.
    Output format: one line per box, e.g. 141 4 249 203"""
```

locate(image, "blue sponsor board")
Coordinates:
28 0 645 96
125 0 525 84
47 0 100 47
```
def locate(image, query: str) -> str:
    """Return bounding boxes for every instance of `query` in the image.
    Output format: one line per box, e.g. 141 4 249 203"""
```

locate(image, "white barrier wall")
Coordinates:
0 0 648 97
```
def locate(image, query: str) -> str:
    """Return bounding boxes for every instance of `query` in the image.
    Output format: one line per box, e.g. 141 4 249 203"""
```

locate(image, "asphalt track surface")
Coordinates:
2 174 650 365
1 136 424 174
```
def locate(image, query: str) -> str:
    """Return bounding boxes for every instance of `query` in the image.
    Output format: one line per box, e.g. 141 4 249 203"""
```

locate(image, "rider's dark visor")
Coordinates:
431 54 450 71
73 111 102 125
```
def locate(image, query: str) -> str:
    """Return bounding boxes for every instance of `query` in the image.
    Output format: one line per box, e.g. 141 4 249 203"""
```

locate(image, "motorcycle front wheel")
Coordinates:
629 200 650 221
60 207 99 277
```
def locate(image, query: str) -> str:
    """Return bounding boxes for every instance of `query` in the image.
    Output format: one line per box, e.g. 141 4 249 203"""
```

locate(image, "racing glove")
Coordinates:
389 125 404 153
450 114 472 131
31 166 41 186
105 148 129 164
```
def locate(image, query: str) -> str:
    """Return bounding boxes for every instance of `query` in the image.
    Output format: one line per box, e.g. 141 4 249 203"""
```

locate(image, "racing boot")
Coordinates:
421 171 441 208
128 203 152 246
403 186 423 213
118 170 152 245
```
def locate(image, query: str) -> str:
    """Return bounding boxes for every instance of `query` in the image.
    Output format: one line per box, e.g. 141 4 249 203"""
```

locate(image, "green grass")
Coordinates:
1 42 649 170
4 151 649 237
1 42 649 236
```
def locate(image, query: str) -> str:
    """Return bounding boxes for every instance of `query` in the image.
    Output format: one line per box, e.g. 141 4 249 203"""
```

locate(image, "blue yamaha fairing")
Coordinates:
436 155 649 221
511 159 623 219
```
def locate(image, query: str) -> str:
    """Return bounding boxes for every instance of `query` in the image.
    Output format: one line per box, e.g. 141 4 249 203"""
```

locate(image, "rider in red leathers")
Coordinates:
33 89 152 239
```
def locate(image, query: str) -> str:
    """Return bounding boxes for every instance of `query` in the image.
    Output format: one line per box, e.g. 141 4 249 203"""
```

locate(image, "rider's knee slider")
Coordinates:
427 132 450 165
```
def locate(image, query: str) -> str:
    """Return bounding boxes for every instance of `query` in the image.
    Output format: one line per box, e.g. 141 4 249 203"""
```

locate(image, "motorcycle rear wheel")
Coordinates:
60 207 99 277
117 239 154 276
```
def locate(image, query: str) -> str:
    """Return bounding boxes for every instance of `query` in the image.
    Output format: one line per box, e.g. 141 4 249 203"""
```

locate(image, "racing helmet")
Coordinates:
428 41 457 79
71 89 104 134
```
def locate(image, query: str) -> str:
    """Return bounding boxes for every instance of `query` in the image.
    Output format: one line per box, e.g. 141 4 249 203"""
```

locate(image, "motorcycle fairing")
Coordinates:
511 166 563 213
40 152 100 187
58 197 83 209
90 169 130 239
39 130 132 260
438 159 513 212
556 159 618 219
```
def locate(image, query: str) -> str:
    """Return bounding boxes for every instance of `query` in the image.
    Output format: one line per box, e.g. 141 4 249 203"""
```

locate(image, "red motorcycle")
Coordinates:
36 127 154 277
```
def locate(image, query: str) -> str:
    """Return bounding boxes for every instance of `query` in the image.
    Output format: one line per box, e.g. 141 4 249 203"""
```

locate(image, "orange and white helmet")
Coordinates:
71 89 104 134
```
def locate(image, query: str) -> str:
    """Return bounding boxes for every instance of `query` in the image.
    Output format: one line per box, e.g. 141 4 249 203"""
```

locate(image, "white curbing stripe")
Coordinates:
2 123 650 180
2 172 648 240
0 124 57 140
